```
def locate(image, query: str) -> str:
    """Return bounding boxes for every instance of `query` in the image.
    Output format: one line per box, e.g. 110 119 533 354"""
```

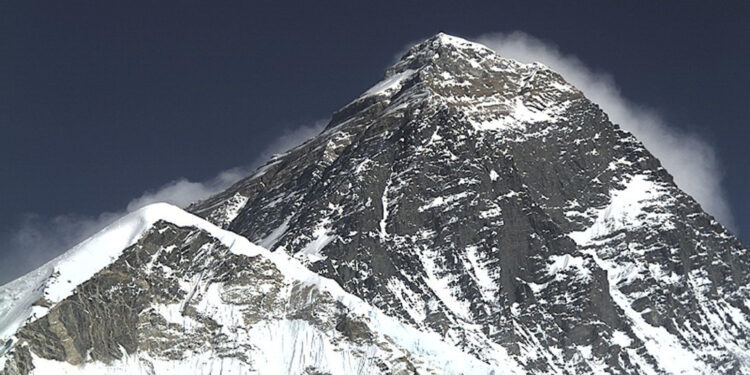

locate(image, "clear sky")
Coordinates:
1 1 748 281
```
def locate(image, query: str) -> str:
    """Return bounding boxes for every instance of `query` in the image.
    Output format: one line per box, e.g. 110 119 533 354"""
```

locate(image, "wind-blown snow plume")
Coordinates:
0 120 327 285
126 120 328 211
476 31 734 230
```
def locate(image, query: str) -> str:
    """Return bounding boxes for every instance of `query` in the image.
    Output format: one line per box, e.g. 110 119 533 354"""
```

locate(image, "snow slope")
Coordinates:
0 203 258 345
0 203 506 374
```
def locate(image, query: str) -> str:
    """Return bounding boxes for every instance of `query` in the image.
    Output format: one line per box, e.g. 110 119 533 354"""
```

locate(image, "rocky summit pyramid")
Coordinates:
1 33 748 375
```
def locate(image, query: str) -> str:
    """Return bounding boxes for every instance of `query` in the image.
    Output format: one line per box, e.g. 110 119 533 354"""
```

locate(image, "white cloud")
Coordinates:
476 31 734 230
126 119 328 211
0 120 327 284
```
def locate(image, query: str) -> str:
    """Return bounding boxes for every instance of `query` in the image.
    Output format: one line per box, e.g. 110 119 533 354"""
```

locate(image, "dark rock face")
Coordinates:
190 34 750 373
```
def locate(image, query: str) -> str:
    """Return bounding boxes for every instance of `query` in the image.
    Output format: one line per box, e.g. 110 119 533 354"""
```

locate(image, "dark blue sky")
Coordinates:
1 1 748 262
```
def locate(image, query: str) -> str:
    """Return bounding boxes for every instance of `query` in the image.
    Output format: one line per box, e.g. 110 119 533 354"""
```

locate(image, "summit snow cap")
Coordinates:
412 32 497 55
343 32 580 134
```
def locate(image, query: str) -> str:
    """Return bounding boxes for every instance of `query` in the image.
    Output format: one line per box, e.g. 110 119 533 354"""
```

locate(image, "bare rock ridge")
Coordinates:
1 33 748 374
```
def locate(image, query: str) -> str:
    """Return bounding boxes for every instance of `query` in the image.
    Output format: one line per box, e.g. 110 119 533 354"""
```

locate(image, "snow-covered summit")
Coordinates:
400 32 497 62
0 203 250 344
335 32 580 135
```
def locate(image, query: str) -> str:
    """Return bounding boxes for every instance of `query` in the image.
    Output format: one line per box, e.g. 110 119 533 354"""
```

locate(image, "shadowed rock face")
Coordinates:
190 34 750 373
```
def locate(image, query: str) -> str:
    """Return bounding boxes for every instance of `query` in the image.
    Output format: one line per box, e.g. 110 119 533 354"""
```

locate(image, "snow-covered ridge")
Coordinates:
0 203 504 374
0 203 257 344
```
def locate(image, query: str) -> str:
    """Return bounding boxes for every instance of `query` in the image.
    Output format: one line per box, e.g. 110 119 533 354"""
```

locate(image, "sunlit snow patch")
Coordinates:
569 174 673 245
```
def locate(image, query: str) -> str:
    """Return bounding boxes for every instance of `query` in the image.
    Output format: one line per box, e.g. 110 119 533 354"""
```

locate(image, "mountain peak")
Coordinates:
185 26 750 371
386 33 498 77
334 33 580 134
4 31 749 375
419 32 495 54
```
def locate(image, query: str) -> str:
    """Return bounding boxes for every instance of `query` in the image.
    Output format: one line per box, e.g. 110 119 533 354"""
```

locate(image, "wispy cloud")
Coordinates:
126 119 328 211
0 120 327 285
476 31 734 230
